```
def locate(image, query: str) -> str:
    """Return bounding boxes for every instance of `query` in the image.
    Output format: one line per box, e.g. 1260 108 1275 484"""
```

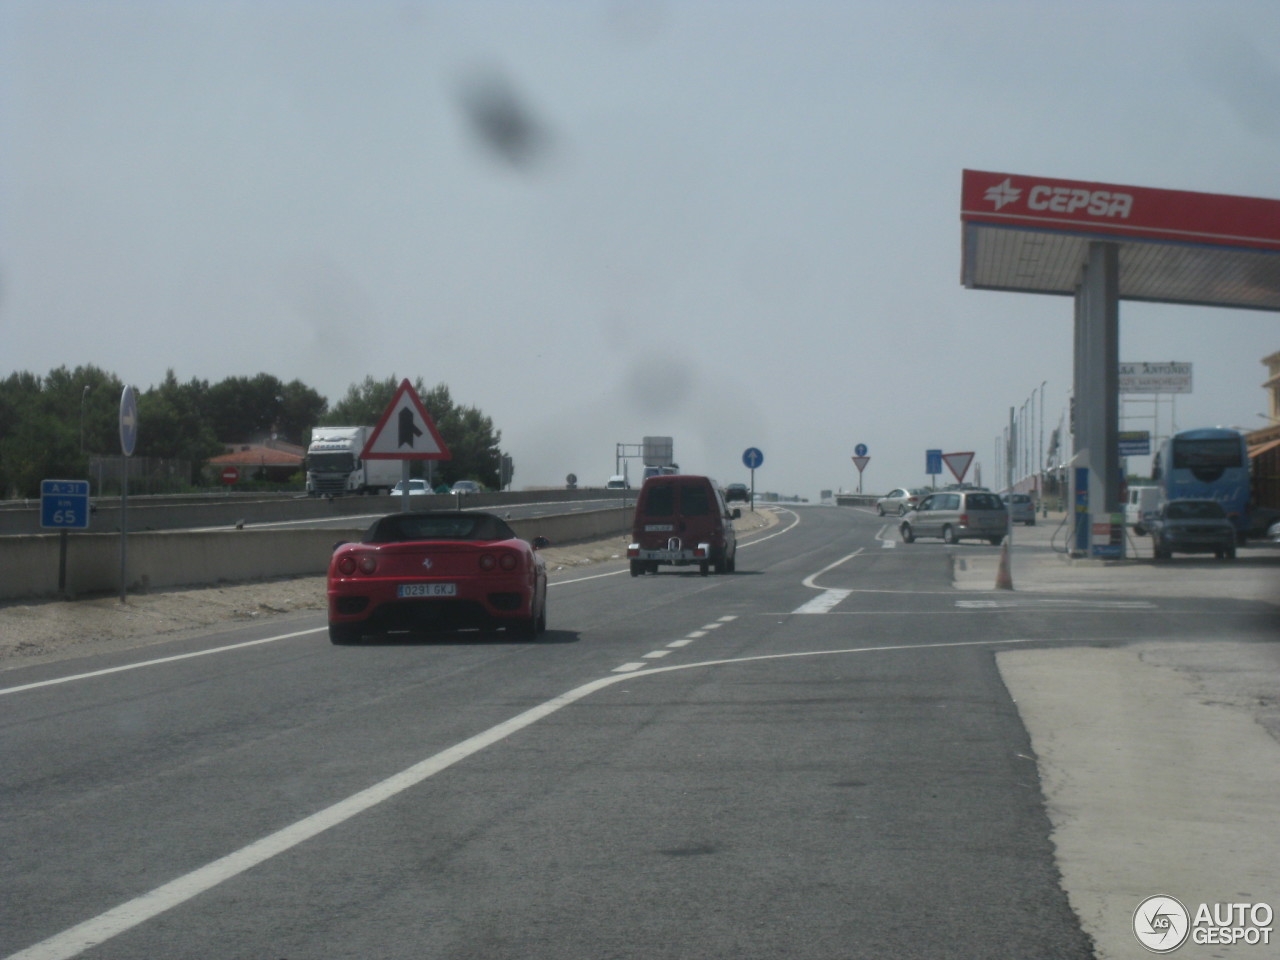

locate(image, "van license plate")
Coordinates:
645 524 674 532
398 583 457 598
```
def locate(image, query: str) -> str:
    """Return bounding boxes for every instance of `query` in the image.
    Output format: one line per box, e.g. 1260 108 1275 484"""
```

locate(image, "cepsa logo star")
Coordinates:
984 177 1022 210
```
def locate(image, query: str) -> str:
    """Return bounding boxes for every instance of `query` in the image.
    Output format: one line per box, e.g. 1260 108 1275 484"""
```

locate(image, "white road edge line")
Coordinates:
4 635 1042 960
800 548 864 590
0 629 326 697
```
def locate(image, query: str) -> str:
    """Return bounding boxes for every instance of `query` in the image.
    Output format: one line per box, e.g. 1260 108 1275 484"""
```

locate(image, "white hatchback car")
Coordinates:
391 479 430 496
876 487 929 516
1001 492 1036 525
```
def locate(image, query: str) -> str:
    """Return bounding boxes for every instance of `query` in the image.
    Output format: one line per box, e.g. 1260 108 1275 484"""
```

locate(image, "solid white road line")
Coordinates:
5 635 1042 960
791 590 853 615
0 628 326 697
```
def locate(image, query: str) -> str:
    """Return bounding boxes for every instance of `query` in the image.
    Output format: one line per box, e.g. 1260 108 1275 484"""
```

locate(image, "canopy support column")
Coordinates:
1072 241 1123 557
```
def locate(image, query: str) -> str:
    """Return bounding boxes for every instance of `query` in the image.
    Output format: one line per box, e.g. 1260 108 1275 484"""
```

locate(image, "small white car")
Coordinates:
391 479 430 496
876 487 928 516
1001 492 1036 525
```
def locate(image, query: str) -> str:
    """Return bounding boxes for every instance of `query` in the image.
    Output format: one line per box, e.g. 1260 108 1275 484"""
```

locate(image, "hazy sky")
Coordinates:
3 1 1278 496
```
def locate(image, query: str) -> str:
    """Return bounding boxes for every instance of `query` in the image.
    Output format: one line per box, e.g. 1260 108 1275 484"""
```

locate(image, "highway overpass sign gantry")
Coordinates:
961 169 1280 557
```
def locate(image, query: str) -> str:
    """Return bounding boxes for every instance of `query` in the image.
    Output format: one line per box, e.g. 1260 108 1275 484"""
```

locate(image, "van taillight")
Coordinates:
959 514 969 526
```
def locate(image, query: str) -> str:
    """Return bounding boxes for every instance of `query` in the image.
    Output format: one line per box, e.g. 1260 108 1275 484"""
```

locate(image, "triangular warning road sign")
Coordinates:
941 451 974 483
361 379 452 461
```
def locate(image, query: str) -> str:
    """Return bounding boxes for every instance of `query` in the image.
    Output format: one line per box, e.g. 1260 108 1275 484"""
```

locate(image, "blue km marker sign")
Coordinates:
742 447 764 470
926 449 943 475
41 479 90 530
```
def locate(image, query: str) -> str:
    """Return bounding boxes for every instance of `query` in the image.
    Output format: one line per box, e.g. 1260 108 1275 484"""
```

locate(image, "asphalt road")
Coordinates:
3 505 1274 959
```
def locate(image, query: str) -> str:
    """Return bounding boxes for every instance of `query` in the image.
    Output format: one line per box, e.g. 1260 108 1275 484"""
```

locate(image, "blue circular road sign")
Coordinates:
854 443 868 457
742 447 764 470
119 386 139 457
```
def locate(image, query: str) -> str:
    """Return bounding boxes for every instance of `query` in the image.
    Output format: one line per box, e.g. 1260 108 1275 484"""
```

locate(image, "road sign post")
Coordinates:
742 447 764 508
852 444 870 494
42 479 90 597
362 379 453 511
119 386 138 602
852 456 870 493
926 449 943 486
941 451 975 485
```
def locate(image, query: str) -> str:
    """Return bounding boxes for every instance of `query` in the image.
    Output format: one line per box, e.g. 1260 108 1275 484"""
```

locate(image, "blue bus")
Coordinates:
1152 427 1250 539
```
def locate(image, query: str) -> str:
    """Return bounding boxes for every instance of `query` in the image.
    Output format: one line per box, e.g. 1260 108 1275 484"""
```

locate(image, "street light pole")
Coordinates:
1038 380 1047 504
80 384 91 454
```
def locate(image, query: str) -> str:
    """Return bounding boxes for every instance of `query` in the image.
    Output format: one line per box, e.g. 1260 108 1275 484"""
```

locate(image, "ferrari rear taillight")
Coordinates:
336 553 378 576
479 554 497 571
479 552 520 572
499 553 518 571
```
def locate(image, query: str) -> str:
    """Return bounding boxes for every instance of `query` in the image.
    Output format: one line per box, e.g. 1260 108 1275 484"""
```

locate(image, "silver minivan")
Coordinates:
900 490 1007 545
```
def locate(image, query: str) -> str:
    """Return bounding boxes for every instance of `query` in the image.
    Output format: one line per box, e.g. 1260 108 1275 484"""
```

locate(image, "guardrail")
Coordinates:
1 506 634 603
0 487 632 536
834 494 880 508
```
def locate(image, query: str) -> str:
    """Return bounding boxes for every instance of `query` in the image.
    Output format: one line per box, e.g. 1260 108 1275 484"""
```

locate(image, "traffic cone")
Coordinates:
995 538 1014 590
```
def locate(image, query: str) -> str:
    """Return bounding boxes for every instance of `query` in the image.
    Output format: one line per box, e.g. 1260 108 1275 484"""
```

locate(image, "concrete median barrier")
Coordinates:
1 506 633 602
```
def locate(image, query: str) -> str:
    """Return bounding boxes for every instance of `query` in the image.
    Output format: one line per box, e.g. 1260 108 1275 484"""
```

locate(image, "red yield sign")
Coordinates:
941 452 974 484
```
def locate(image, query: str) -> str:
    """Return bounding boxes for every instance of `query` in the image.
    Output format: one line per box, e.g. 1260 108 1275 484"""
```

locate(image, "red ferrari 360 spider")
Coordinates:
327 511 548 644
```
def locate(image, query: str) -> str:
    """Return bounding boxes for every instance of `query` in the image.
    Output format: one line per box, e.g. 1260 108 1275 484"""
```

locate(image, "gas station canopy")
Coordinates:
961 170 1280 312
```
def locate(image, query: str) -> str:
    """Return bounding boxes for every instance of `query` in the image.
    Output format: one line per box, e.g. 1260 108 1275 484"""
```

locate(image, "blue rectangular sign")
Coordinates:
1118 430 1150 456
926 449 942 475
41 479 90 529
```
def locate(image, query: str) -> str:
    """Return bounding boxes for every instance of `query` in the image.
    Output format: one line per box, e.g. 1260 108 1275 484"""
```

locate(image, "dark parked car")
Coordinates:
724 483 750 503
327 511 548 643
1147 499 1237 560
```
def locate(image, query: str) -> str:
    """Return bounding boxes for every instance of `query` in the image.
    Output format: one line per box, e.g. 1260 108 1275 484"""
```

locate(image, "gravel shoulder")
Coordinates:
0 507 778 670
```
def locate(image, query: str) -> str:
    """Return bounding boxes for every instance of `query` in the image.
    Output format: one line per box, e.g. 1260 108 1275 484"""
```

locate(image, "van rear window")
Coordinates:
680 482 712 516
643 483 676 516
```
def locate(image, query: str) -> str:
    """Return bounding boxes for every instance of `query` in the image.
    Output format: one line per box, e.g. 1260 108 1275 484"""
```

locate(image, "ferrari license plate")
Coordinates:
397 583 457 598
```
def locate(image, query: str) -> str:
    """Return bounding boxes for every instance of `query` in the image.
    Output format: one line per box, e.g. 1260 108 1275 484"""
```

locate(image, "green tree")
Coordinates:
0 366 127 497
322 375 417 428
206 373 290 443
137 371 223 483
437 400 503 490
277 380 327 445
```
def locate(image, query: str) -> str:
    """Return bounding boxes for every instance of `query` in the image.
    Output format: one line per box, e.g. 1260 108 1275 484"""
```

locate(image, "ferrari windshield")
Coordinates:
364 512 516 544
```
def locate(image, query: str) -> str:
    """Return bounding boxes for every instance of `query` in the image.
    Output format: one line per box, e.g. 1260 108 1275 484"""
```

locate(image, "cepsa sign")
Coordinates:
962 169 1280 253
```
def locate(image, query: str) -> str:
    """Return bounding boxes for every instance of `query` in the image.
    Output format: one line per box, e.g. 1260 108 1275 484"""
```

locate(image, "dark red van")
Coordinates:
628 474 740 576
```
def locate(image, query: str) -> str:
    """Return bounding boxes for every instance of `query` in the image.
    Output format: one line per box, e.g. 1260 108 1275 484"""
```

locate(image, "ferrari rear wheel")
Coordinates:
328 622 362 645
515 599 547 640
